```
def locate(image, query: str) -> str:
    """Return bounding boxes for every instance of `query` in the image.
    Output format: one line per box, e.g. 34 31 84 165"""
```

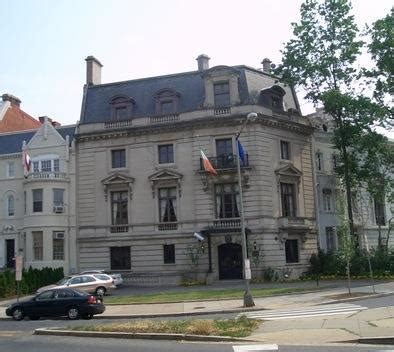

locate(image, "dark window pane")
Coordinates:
111 191 128 225
163 244 175 264
115 107 128 120
281 183 296 217
33 189 43 212
161 100 174 114
285 239 299 263
159 187 177 222
158 144 174 164
374 198 386 226
215 183 239 218
214 82 230 107
280 141 290 160
112 149 126 168
110 246 131 270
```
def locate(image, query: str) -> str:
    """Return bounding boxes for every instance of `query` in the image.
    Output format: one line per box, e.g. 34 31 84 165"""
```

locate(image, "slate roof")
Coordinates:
0 125 76 155
81 65 278 124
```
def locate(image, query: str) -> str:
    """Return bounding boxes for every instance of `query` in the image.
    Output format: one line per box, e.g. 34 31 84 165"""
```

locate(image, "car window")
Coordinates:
55 290 74 298
57 277 70 285
82 276 96 283
70 277 83 284
36 290 54 300
93 274 111 281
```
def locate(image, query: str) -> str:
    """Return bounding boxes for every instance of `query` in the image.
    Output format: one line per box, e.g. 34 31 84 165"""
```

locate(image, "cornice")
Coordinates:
75 113 314 143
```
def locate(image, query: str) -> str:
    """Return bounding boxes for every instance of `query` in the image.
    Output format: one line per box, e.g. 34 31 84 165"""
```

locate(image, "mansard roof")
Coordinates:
0 125 76 155
80 65 296 124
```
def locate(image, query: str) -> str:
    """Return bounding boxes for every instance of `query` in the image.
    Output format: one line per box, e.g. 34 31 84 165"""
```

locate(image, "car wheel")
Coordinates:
82 314 93 320
67 306 80 320
29 316 40 320
95 286 106 296
12 307 24 321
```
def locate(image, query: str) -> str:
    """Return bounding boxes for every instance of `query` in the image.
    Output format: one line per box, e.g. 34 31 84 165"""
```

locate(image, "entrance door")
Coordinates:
218 243 243 280
6 239 15 269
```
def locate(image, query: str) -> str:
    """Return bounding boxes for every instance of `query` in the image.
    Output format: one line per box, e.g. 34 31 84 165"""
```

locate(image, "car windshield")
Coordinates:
56 277 70 285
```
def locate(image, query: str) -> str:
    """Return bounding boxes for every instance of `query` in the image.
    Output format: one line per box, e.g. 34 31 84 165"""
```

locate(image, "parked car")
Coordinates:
36 274 116 296
80 270 124 286
6 288 105 321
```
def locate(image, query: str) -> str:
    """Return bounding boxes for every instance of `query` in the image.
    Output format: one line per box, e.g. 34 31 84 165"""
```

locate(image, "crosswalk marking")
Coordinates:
233 345 278 351
238 303 367 320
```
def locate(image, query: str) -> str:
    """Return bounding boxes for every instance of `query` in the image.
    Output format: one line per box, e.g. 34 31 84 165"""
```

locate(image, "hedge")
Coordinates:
0 267 64 298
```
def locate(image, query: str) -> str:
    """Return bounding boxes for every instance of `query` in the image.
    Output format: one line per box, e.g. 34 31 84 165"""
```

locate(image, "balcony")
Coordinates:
158 222 178 231
104 119 133 129
26 172 67 181
110 225 129 233
150 114 180 124
200 153 249 171
213 218 241 229
214 107 231 116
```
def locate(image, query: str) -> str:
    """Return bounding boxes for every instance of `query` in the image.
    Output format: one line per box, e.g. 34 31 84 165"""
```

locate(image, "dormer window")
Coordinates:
260 85 286 112
155 89 180 115
214 82 230 107
110 95 134 120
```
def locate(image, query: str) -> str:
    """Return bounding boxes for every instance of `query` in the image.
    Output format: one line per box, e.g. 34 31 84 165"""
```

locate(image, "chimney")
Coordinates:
196 54 210 72
2 93 21 108
85 56 103 85
262 58 272 73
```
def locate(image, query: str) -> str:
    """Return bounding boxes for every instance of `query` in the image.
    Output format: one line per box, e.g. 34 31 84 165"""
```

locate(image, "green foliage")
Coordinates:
308 247 394 277
263 267 279 282
185 245 203 267
0 267 63 298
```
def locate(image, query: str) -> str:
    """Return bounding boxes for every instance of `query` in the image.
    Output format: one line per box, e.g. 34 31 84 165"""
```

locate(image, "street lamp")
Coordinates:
236 112 258 307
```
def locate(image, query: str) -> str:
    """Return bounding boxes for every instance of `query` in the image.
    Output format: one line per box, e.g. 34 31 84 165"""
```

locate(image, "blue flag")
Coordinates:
237 140 246 165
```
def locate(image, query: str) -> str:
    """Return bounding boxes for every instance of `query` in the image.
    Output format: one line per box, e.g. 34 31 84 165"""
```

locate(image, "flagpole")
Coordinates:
236 112 257 308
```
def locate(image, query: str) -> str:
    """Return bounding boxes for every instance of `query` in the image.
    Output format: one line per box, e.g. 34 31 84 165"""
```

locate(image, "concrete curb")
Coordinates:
320 291 394 305
34 327 258 342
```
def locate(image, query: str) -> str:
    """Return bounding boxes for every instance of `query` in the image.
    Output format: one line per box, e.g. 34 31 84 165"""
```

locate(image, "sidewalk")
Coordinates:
2 280 394 345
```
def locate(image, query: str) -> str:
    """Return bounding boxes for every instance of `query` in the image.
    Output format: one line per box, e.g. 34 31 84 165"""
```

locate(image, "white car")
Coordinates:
36 274 116 296
80 270 124 286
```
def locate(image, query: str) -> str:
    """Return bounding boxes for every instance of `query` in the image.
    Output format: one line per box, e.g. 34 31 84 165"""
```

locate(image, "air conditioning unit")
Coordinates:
54 205 64 213
54 232 65 240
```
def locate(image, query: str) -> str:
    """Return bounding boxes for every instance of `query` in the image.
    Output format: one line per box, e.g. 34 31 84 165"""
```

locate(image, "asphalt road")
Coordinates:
0 334 393 352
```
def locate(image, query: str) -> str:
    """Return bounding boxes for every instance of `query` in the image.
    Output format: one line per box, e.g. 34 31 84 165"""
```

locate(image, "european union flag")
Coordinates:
237 140 246 165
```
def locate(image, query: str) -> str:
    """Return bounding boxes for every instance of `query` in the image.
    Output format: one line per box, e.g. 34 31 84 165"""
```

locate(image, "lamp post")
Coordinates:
236 112 257 307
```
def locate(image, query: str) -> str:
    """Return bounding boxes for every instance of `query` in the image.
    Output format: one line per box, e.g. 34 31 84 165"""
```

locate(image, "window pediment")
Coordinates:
203 65 239 78
101 173 135 201
275 164 302 178
148 169 183 197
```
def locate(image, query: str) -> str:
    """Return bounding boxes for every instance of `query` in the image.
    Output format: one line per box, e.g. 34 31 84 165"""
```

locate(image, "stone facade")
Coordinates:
0 120 77 274
75 56 318 284
309 108 393 252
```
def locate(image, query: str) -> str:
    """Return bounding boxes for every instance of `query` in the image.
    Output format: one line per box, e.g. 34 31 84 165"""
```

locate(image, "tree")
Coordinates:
275 0 392 241
366 8 394 108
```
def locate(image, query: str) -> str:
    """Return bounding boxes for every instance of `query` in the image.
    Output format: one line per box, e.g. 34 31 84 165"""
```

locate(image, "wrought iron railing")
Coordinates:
200 153 249 170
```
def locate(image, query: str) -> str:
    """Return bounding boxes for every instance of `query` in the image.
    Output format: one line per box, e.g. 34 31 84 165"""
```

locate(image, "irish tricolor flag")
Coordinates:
200 150 217 176
23 150 31 177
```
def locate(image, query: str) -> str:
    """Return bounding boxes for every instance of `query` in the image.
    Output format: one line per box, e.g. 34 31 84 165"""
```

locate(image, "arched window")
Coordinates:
154 89 180 115
110 95 134 120
8 195 15 217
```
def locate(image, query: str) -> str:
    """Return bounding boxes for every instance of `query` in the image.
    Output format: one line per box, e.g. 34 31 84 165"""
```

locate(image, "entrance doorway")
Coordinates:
218 243 243 280
6 239 15 269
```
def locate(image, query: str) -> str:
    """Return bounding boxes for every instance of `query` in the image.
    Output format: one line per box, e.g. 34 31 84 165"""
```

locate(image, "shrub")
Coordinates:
0 266 63 298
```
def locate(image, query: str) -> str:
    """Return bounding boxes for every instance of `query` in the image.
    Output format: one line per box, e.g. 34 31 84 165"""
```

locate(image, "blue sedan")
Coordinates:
6 288 105 321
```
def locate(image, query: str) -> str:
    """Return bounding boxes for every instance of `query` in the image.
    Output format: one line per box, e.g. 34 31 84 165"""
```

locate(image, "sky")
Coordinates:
0 0 392 131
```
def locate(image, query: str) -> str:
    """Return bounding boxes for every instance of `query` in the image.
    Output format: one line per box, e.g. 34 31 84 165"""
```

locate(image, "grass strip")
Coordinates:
69 316 259 338
105 287 316 304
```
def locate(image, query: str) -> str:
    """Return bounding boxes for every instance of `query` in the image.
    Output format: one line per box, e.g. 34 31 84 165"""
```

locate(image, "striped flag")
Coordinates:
200 150 217 176
23 150 31 177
